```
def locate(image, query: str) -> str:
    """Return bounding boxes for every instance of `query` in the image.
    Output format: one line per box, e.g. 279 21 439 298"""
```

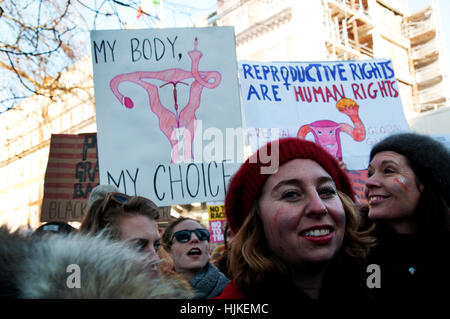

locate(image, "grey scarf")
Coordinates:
189 262 230 299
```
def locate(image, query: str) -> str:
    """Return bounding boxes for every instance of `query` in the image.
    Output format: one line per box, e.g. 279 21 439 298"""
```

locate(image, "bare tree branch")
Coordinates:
0 0 159 113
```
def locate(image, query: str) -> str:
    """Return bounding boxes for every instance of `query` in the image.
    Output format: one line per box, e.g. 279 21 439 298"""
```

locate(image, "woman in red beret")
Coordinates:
217 137 375 299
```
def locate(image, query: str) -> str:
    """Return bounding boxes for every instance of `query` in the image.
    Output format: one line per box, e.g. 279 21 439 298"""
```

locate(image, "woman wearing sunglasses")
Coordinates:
217 137 375 299
80 186 162 264
161 217 230 298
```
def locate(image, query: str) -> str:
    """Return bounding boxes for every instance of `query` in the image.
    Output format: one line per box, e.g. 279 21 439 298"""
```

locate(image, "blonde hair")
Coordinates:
228 191 375 295
79 195 160 239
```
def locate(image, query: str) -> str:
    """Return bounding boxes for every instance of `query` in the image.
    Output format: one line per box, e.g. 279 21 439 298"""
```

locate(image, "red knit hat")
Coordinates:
225 137 355 234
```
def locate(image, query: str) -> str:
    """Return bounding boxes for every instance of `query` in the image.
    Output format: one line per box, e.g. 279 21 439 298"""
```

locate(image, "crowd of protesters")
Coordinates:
0 132 448 300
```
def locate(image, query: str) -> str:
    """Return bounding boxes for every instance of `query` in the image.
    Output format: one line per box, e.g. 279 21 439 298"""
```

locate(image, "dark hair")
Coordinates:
369 133 450 242
223 222 232 248
416 172 450 240
370 132 450 206
161 217 204 251
79 194 160 239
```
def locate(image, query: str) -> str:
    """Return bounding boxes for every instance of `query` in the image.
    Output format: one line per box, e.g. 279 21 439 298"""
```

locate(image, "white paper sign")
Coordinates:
239 59 411 170
91 27 243 205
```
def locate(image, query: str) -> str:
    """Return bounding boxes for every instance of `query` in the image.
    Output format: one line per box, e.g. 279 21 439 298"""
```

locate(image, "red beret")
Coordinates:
225 137 354 234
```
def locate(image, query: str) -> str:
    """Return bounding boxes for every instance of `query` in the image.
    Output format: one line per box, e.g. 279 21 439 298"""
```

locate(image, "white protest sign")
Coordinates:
91 27 243 206
239 60 411 170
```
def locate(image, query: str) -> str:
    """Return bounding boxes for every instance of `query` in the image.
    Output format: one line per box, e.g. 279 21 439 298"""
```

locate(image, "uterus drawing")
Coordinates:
110 38 222 163
297 98 366 160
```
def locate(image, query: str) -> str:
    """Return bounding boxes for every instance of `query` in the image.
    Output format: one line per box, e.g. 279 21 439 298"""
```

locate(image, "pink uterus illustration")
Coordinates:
297 98 366 160
110 38 222 163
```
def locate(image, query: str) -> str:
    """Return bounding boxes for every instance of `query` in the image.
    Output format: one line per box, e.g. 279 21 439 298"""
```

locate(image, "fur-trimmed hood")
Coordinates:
0 226 192 299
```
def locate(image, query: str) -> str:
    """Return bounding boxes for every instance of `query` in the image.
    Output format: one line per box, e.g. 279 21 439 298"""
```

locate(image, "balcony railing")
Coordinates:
403 20 435 39
418 81 445 103
415 61 442 83
412 38 438 58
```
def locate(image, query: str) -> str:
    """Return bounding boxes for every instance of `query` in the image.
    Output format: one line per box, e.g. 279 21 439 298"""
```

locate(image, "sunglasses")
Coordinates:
172 229 210 243
101 192 131 214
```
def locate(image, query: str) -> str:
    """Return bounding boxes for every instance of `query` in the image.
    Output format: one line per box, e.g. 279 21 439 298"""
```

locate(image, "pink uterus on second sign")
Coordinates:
297 98 366 161
109 38 222 163
309 120 342 159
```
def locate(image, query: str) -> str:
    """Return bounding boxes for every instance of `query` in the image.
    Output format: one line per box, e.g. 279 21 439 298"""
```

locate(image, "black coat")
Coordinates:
239 258 371 301
366 226 450 301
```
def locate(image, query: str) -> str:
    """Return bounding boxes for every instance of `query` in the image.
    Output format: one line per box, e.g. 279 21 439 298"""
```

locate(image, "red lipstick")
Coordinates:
299 225 334 245
302 233 333 244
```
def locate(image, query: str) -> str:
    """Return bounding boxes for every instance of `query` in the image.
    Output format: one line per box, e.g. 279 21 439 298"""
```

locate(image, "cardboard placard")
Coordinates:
41 134 99 222
208 204 226 243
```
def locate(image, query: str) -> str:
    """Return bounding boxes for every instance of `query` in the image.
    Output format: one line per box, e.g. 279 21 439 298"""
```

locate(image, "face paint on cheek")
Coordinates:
273 209 297 241
279 212 298 240
393 176 409 199
174 247 183 261
267 210 286 257
271 209 283 240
